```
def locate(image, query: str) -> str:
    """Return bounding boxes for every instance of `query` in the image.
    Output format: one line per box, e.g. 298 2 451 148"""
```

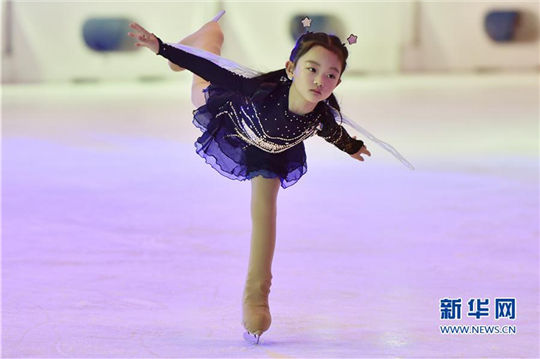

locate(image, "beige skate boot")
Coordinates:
168 10 225 72
242 271 272 344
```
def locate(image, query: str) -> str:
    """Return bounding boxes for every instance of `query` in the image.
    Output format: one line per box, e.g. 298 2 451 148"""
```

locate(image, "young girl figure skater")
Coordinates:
128 10 378 344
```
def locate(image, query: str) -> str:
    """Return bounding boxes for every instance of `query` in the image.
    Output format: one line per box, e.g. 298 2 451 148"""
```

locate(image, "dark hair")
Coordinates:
289 31 348 75
253 31 349 115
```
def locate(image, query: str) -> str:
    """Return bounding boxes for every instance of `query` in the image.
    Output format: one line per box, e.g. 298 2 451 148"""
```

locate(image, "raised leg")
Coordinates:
168 12 225 108
190 23 223 108
242 175 280 341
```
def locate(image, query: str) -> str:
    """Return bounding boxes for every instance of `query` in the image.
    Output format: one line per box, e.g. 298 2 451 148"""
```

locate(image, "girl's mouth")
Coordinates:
310 89 321 95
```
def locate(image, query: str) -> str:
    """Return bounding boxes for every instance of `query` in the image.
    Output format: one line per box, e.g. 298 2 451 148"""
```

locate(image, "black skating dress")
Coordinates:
156 37 364 189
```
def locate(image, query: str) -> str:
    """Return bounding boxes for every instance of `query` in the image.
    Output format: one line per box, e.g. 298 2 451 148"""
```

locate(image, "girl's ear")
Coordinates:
285 60 294 80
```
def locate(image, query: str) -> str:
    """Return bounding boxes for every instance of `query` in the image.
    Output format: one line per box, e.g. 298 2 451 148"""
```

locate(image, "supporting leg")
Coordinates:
242 176 280 341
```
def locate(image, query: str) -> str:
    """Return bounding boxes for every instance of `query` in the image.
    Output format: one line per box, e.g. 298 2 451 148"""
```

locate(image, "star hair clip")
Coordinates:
301 16 357 46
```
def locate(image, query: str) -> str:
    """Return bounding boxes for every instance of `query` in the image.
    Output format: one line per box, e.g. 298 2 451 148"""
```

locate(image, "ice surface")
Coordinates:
2 74 538 357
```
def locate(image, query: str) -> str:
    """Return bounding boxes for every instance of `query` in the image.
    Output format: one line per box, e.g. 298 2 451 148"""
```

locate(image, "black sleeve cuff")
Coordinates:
346 139 364 154
154 34 165 55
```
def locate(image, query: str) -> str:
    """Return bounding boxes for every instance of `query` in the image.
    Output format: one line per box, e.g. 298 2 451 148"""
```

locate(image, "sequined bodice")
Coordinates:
216 82 323 153
156 37 364 155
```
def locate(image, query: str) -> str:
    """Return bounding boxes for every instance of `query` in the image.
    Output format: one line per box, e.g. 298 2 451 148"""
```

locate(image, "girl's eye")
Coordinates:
308 67 337 79
307 67 337 79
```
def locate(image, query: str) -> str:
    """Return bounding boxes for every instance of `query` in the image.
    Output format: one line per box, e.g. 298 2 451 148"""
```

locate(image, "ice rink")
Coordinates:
2 73 538 357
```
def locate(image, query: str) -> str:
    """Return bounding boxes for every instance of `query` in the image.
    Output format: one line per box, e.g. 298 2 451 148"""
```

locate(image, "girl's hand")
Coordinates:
127 22 159 54
350 136 371 162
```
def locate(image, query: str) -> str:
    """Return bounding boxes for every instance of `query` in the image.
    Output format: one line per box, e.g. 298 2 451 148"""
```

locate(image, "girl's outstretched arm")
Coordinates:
128 22 258 95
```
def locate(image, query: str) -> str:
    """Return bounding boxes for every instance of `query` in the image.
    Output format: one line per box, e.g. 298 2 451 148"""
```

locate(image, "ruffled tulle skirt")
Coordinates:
191 84 307 189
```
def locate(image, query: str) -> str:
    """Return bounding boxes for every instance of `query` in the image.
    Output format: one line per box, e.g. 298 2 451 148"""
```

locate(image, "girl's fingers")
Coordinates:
361 146 371 156
129 22 144 32
130 22 151 36
353 153 364 161
127 31 150 47
129 23 141 34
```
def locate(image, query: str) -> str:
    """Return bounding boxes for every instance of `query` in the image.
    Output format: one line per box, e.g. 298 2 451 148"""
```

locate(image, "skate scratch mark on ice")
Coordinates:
56 341 75 356
14 305 55 353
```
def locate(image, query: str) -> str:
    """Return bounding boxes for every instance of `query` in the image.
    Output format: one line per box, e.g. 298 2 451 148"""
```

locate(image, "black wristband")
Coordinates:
347 139 364 155
154 34 163 55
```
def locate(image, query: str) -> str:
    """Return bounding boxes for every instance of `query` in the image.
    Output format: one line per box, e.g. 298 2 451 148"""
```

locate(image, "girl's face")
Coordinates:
285 45 342 104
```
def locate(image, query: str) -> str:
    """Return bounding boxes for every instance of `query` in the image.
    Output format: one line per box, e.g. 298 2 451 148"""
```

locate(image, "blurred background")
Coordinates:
2 1 539 82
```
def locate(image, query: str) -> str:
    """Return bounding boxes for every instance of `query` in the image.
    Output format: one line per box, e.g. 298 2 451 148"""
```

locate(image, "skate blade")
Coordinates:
243 331 261 344
212 10 226 22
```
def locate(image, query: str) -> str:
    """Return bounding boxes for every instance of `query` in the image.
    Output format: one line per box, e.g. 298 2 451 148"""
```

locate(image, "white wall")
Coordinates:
2 2 225 83
401 1 540 72
2 1 538 83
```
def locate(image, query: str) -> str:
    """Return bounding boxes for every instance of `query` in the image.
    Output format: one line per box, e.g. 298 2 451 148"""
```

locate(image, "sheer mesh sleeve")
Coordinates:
155 36 259 96
316 113 364 154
